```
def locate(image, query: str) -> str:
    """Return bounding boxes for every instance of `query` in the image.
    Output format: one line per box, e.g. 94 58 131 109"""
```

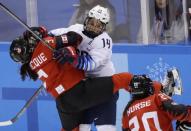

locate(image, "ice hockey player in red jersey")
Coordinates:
122 75 191 131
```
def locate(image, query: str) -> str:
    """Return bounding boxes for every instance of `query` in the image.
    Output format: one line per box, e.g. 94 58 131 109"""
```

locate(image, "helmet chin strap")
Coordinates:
82 30 98 39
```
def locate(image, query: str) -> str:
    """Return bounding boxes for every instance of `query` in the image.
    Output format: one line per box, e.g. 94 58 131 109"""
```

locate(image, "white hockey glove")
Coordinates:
162 68 182 96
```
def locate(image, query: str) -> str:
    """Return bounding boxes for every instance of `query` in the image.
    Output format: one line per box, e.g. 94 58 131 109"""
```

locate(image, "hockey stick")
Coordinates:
0 3 55 51
0 85 44 126
0 3 51 126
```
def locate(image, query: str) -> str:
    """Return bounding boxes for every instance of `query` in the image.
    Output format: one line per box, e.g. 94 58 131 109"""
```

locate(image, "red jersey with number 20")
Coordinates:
29 36 85 98
122 92 191 131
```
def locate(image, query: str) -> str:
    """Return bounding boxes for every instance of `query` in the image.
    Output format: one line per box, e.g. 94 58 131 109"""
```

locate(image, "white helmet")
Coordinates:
88 5 110 24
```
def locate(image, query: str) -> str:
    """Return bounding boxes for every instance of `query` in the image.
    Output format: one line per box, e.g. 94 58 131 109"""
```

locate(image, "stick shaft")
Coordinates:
0 3 54 51
0 85 44 126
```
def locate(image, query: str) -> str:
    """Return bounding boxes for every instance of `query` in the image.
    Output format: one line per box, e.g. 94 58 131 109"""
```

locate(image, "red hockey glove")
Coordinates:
53 46 78 65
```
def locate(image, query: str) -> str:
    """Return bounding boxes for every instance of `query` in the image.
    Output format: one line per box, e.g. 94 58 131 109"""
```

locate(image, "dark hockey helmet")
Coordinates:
129 75 154 99
83 5 109 38
10 37 35 64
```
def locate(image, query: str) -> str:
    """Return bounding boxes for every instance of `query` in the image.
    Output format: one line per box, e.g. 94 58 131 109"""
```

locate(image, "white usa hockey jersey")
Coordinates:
49 24 115 77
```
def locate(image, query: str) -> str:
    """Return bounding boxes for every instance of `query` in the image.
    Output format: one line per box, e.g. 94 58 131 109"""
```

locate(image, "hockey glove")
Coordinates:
53 46 78 65
55 31 82 49
23 26 48 42
176 121 191 131
162 69 176 96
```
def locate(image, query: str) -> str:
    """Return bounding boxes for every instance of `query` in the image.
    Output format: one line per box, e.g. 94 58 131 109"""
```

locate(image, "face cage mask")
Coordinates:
84 17 106 38
131 86 154 100
130 76 154 99
10 39 33 64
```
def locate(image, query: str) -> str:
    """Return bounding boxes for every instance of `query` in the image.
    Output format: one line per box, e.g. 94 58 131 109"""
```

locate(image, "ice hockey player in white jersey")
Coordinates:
49 5 118 131
50 7 114 77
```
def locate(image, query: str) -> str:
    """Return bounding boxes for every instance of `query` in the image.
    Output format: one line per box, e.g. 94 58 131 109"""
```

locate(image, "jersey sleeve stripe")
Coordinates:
76 55 96 71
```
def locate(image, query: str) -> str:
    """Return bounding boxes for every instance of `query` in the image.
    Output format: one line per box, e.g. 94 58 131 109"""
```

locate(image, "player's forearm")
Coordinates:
112 72 133 93
162 100 191 122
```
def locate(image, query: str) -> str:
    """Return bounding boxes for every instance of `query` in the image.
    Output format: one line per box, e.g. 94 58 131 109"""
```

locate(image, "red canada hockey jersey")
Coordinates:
122 92 191 131
29 36 85 98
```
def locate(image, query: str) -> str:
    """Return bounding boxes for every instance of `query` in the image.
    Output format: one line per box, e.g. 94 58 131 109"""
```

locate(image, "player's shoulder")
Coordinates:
68 24 83 31
95 32 112 40
156 92 172 101
152 81 163 93
35 36 56 51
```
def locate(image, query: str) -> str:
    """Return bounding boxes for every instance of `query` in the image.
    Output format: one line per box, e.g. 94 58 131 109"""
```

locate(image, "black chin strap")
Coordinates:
82 30 98 39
